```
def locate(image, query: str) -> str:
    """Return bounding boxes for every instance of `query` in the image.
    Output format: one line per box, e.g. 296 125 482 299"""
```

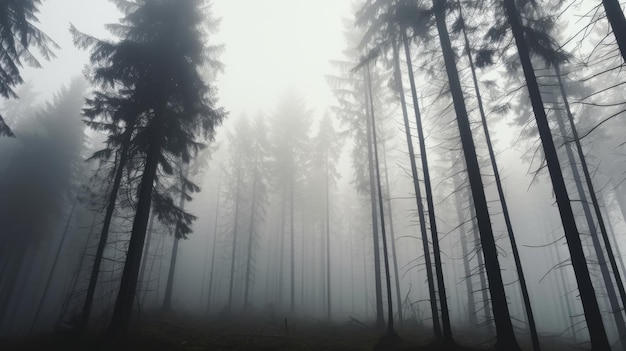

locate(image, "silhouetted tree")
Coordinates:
495 0 610 347
74 0 226 336
0 0 57 136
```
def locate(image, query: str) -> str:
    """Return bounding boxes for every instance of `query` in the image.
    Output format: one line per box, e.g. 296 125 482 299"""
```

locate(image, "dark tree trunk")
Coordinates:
457 4 539 348
556 65 626 320
107 112 163 338
396 37 441 338
469 201 494 335
602 0 626 63
402 27 451 342
30 201 77 334
381 129 402 326
365 62 396 336
162 171 187 311
362 67 385 328
139 210 156 305
502 0 610 348
554 103 626 346
453 174 477 329
433 0 518 348
56 213 99 331
80 128 132 331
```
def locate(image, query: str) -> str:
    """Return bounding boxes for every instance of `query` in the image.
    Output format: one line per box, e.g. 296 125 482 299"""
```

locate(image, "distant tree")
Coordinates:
269 94 312 313
0 0 57 137
310 113 342 320
243 116 269 310
0 78 88 328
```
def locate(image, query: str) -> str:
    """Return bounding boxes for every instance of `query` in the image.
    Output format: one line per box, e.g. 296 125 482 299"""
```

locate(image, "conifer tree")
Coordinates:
0 0 57 137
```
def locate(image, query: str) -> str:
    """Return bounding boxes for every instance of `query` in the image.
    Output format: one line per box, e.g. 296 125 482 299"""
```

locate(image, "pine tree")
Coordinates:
74 0 227 336
0 0 57 137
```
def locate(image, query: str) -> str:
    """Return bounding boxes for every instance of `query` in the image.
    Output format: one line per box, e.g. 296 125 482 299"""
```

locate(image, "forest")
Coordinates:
2 0 626 350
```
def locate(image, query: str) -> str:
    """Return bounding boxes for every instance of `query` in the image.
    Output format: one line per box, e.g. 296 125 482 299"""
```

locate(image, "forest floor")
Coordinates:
0 311 580 350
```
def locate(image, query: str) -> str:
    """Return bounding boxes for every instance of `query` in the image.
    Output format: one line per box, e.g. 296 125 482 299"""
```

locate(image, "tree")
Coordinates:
0 0 57 137
0 78 88 327
74 0 226 336
429 0 519 347
453 3 540 348
243 116 269 310
498 0 610 348
310 113 343 320
602 0 626 63
269 94 312 313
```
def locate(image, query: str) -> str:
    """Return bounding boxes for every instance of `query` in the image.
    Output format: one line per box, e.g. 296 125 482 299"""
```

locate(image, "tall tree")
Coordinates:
454 4 540 348
0 0 57 136
311 114 342 320
243 116 269 310
497 0 610 348
269 94 312 313
427 0 519 347
75 0 227 336
602 0 626 63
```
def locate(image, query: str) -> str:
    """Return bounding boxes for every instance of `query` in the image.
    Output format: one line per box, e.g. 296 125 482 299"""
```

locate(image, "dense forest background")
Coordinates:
2 1 626 350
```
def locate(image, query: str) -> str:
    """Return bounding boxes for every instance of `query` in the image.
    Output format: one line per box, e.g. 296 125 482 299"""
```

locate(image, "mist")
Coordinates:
2 1 626 350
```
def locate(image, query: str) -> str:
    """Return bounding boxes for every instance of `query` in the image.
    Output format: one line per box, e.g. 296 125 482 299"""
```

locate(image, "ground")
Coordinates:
0 312 579 350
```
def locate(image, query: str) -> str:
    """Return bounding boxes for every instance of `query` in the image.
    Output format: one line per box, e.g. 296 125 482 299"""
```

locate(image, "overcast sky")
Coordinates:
19 0 353 120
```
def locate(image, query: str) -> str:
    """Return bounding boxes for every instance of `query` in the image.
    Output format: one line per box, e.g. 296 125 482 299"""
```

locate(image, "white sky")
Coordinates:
20 0 354 119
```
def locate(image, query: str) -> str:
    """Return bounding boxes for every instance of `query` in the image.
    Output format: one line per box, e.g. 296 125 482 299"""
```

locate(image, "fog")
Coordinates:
2 1 626 350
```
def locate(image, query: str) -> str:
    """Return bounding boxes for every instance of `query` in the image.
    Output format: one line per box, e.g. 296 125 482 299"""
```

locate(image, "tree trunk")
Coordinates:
365 62 396 335
228 164 243 311
107 112 163 338
162 169 188 312
602 0 626 63
55 213 99 331
381 126 403 327
457 4 539 347
362 67 385 328
139 210 156 305
394 38 441 337
206 172 222 313
325 151 332 321
468 200 494 335
433 0 518 348
556 65 626 331
553 102 626 346
30 201 77 334
402 27 451 341
80 128 132 331
244 151 259 310
502 0 610 347
290 165 296 314
454 177 477 329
